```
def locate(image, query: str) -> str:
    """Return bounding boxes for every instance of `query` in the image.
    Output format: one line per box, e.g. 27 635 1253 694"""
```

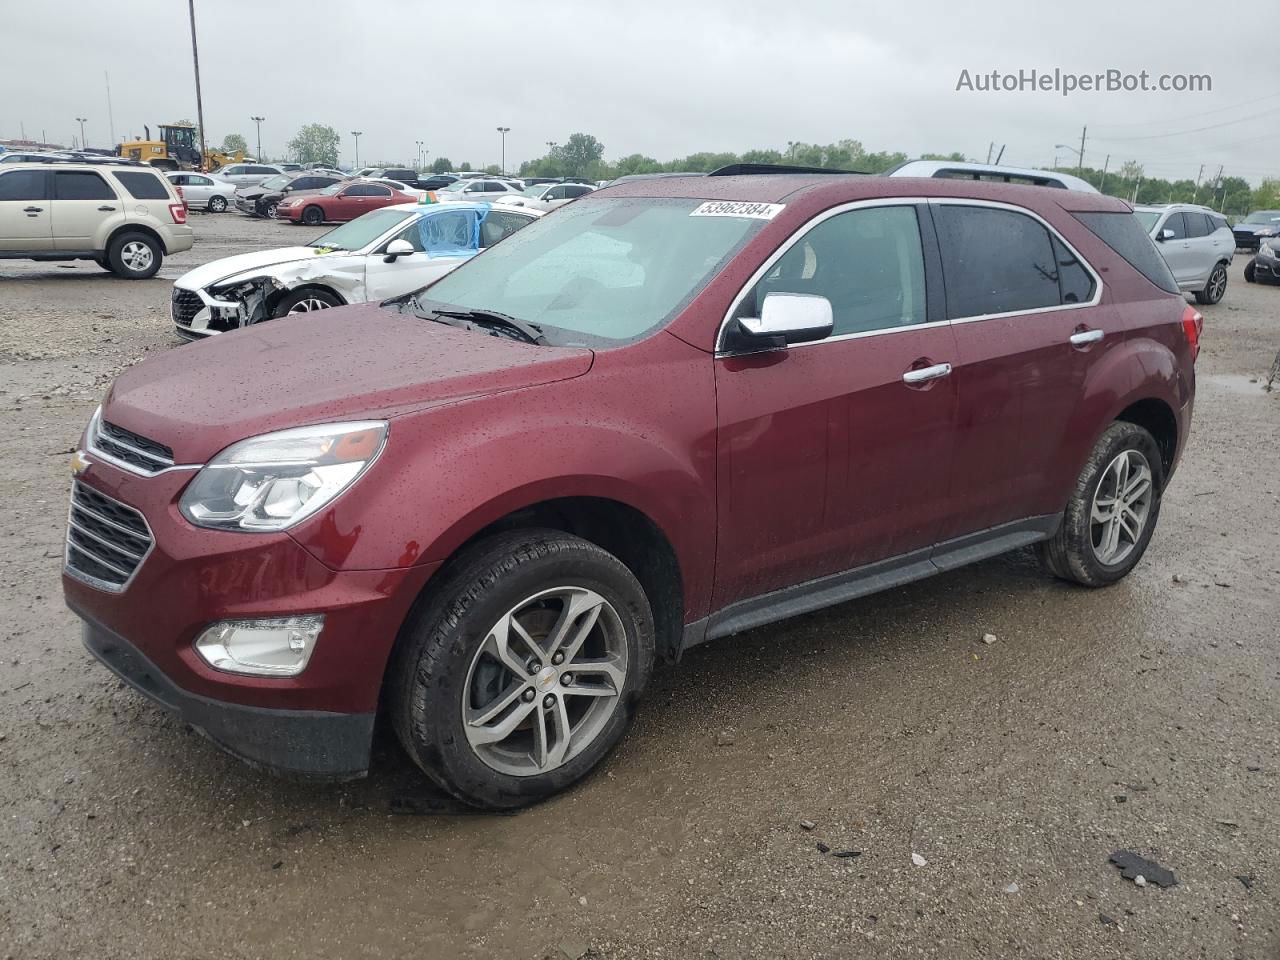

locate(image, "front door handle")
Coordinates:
902 362 952 385
23 206 43 213
1069 329 1104 346
97 205 116 212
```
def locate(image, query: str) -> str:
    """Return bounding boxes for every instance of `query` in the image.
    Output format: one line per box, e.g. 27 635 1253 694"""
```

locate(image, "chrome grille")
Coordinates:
91 417 175 474
65 482 153 592
171 287 203 327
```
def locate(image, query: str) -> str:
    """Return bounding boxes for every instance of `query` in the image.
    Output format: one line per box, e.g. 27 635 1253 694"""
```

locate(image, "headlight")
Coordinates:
179 421 387 531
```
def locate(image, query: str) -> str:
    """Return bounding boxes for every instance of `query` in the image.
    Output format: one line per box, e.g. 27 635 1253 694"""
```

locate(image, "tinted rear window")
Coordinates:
934 206 1066 317
55 171 116 200
113 171 171 200
1074 211 1179 294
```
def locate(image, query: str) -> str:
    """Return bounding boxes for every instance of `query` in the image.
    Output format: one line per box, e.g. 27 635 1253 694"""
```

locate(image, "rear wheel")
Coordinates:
106 232 162 279
208 195 227 213
271 288 340 317
301 205 324 226
1194 262 1228 304
1036 421 1164 587
390 530 655 809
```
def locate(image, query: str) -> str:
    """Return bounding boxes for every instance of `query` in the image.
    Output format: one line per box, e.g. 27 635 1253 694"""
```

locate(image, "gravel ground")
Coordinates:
1 213 1278 960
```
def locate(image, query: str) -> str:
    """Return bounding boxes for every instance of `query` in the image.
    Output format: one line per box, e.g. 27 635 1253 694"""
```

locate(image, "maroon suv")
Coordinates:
63 173 1200 808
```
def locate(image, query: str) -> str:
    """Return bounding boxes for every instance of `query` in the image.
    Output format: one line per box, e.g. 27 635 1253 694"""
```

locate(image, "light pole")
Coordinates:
496 126 510 175
415 139 423 170
351 131 362 170
187 0 208 169
250 116 264 161
75 117 88 150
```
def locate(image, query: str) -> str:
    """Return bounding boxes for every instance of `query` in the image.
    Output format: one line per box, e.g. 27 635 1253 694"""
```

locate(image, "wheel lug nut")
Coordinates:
522 689 535 702
551 651 565 665
561 673 573 685
542 694 556 709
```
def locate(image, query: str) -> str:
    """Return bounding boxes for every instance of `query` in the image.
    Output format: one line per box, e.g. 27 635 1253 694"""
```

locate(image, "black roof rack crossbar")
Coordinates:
708 162 867 177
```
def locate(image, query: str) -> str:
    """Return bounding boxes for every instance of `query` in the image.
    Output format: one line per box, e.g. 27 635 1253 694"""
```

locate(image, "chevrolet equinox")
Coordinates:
63 173 1200 808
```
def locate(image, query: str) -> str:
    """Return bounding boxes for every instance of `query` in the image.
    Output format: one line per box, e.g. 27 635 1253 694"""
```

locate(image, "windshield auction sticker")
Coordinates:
690 201 785 220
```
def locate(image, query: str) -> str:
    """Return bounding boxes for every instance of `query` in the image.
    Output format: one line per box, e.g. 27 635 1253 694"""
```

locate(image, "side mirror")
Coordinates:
383 238 415 262
730 293 834 352
1157 228 1175 241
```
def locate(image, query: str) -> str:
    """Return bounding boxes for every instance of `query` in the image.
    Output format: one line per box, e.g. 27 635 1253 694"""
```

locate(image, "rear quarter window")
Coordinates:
1073 211 1179 294
112 171 172 200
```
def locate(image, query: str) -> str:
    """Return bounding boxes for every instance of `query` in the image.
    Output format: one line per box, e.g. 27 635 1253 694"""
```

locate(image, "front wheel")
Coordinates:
1194 262 1228 305
271 288 341 317
301 205 324 225
1244 258 1256 283
389 530 655 809
1036 421 1164 587
262 200 279 219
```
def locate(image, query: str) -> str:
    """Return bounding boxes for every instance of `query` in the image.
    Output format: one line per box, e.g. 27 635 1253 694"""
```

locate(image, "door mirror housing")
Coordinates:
728 293 834 352
383 238 415 262
1157 227 1175 241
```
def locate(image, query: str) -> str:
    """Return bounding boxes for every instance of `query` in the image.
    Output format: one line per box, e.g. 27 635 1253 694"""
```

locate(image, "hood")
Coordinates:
175 246 339 290
102 302 595 463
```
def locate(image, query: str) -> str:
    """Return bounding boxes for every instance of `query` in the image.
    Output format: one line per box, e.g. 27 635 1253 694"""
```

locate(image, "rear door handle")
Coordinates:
1069 329 1104 346
97 205 116 212
902 362 952 385
23 206 43 213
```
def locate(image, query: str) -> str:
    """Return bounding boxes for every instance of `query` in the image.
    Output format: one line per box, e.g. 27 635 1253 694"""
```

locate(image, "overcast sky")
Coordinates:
4 0 1278 184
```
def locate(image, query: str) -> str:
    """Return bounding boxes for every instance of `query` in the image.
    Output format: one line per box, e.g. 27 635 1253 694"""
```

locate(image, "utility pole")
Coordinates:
1099 154 1110 194
351 131 362 169
993 144 1005 163
76 118 87 150
1077 125 1087 176
986 141 994 164
1213 164 1225 210
105 72 116 147
186 0 208 168
250 116 264 161
496 126 510 175
1192 163 1205 204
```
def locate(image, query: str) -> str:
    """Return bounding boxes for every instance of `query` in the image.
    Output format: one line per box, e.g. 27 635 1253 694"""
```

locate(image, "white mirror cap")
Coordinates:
386 238 415 255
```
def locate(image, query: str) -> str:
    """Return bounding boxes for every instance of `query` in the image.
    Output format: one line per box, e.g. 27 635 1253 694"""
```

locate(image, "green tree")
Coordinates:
553 133 605 177
287 123 340 166
483 164 502 175
221 133 248 156
459 161 472 171
431 156 453 174
1254 178 1280 210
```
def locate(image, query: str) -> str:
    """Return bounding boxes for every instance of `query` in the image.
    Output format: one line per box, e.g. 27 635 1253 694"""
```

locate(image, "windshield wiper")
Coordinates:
429 307 549 345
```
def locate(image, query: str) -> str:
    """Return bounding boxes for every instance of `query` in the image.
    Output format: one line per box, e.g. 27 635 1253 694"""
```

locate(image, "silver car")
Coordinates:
167 172 236 212
1133 204 1233 305
434 178 523 202
214 162 284 187
503 181 596 212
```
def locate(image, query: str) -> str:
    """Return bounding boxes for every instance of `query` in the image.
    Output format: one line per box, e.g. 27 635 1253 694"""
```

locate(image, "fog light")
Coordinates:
194 616 324 677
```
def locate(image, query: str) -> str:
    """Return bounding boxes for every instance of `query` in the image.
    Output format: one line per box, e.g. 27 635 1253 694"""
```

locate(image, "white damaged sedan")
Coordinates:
170 200 541 339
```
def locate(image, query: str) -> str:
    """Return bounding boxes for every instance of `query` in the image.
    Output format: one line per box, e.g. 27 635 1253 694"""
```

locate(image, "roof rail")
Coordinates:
708 162 865 177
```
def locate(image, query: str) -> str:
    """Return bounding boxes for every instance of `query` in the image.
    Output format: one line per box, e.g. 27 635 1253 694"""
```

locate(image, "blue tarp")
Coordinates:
413 204 487 258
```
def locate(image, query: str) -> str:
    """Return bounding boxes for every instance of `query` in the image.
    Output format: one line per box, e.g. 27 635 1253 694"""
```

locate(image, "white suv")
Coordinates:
1133 204 1233 305
0 162 193 278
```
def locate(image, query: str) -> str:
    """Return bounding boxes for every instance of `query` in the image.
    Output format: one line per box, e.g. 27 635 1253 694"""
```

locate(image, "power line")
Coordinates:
1092 105 1280 142
1088 91 1280 129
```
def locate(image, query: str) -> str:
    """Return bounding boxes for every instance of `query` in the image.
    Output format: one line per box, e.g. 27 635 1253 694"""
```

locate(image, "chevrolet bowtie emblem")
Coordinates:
70 450 92 477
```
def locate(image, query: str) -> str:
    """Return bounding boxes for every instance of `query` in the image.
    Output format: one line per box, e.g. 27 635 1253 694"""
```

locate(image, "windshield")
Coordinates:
311 209 413 250
261 175 291 190
1243 210 1280 224
418 197 767 345
1133 211 1161 231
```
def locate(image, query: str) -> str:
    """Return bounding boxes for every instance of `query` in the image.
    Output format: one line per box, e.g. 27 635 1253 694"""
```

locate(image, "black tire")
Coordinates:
301 205 324 226
1194 262 1228 305
208 195 227 213
389 529 655 810
271 288 341 318
93 256 110 271
1036 421 1165 587
262 200 279 219
105 231 162 280
1244 258 1256 283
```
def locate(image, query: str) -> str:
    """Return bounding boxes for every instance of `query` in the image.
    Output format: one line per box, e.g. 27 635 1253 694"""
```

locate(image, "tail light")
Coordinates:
1181 305 1203 362
169 202 188 224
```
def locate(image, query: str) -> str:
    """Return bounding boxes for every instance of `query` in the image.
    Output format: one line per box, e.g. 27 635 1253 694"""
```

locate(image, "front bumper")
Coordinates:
234 197 263 215
1252 252 1280 283
62 457 440 778
81 616 374 780
276 205 305 222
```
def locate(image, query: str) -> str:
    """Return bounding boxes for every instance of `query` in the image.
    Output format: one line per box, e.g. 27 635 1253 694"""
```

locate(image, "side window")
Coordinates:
367 185 392 197
737 205 928 336
55 171 116 200
170 174 188 186
344 184 371 197
933 206 1062 317
1183 212 1211 238
0 169 48 201
565 185 591 198
1160 212 1186 240
1209 214 1229 233
248 166 274 175
480 211 533 247
545 185 567 200
190 175 212 187
1052 236 1096 304
113 171 171 200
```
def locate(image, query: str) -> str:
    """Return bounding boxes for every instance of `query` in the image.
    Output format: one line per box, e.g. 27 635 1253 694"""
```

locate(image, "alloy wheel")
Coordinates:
120 241 154 273
1090 450 1154 565
461 586 628 777
1207 265 1227 303
286 297 332 314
